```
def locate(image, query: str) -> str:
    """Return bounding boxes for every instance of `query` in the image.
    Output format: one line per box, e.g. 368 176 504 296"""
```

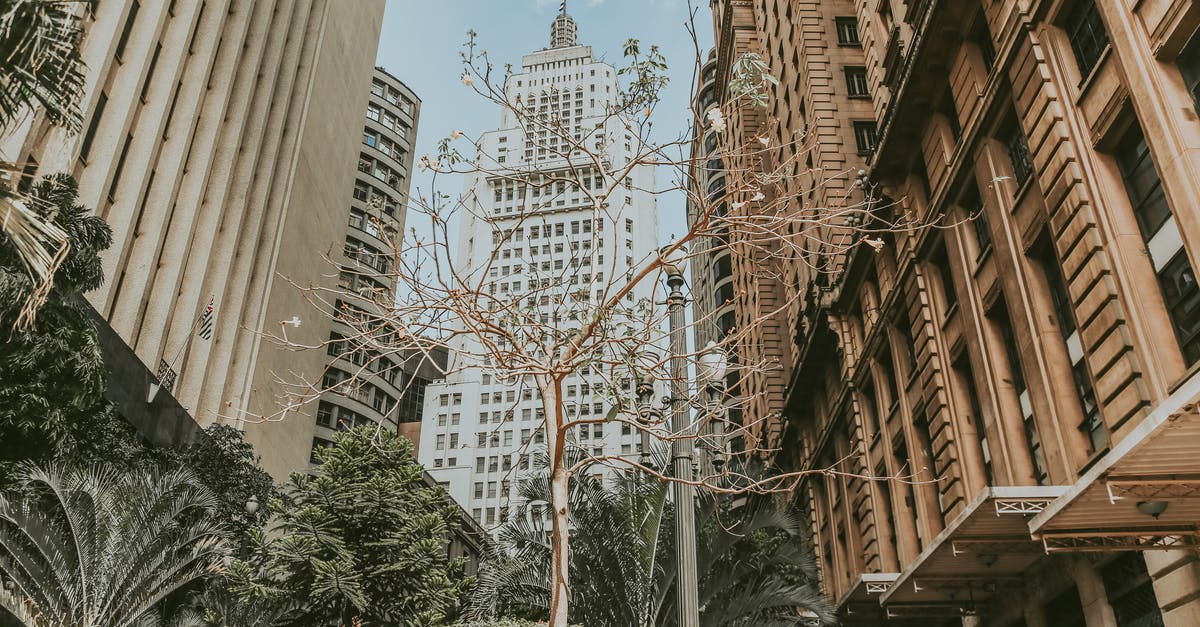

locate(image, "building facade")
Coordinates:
418 10 661 529
313 68 447 461
697 0 876 456
0 0 387 479
708 0 1200 625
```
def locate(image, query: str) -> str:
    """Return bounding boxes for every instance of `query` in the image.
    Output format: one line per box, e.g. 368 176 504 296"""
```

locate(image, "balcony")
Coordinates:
879 486 1067 618
1029 369 1200 552
836 573 898 626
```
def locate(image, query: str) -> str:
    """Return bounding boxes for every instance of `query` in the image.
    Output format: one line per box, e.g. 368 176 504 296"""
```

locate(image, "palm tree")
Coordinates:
0 0 88 132
0 174 112 470
471 452 834 626
0 464 230 627
0 0 92 330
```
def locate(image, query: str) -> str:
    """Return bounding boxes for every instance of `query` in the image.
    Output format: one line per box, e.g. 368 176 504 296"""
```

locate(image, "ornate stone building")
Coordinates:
701 0 874 454
706 0 1200 625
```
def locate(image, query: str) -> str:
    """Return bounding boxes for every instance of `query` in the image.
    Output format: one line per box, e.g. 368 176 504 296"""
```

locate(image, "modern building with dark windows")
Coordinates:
311 67 447 462
706 1 1200 625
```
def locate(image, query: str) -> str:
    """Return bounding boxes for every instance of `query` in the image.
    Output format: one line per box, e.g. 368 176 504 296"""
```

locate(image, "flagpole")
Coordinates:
149 295 214 403
170 295 213 369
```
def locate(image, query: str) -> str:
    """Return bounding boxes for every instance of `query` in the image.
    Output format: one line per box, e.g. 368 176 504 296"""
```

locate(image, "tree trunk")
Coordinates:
548 450 571 626
543 380 571 626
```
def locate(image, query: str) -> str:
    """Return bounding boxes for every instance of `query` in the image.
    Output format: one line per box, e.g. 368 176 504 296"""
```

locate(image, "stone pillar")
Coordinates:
1145 550 1200 627
1071 556 1118 627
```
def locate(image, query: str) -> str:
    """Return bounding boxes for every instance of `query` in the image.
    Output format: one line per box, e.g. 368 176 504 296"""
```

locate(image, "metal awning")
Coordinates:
879 486 1066 614
836 573 898 624
1029 371 1200 551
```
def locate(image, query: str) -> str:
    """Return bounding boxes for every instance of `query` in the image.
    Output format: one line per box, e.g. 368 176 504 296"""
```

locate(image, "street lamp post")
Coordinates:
236 494 261 560
634 373 663 471
661 246 699 627
696 341 730 477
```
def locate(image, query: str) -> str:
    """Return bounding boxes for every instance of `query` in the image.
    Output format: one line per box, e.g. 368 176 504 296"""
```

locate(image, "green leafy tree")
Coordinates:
176 424 279 527
471 454 834 626
0 174 112 474
0 464 230 627
231 427 471 626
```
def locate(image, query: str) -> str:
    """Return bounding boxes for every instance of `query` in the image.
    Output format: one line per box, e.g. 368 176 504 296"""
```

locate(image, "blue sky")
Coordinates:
375 0 715 243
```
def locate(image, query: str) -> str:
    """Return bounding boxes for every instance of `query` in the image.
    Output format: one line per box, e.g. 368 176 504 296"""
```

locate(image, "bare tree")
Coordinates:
260 6 941 625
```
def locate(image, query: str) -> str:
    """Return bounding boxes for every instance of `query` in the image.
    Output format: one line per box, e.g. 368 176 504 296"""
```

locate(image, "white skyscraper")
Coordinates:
417 9 661 529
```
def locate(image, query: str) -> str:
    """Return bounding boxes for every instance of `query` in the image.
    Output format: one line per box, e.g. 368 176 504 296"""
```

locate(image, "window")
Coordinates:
1004 120 1034 190
928 244 958 315
1073 360 1105 453
1178 31 1200 113
970 17 997 73
1116 123 1200 364
991 301 1050 485
1031 234 1107 453
960 183 991 255
79 92 107 162
853 121 877 155
140 44 161 101
1064 0 1109 78
114 1 139 62
109 133 133 199
835 16 860 46
1101 554 1166 627
953 355 992 484
316 402 334 428
844 67 869 98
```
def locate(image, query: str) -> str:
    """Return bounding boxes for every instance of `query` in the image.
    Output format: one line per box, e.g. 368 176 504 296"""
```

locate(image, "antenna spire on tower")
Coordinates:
549 3 577 48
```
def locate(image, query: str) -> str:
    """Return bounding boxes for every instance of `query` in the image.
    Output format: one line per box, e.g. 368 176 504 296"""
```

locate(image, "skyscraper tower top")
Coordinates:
550 2 577 48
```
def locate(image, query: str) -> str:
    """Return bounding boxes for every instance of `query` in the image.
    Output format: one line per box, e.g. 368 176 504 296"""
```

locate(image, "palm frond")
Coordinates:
0 0 88 132
474 453 832 626
0 463 231 627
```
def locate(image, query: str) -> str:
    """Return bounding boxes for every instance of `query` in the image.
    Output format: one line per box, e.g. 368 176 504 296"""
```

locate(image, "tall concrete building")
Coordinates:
686 50 749 457
418 9 661 529
0 0 387 479
313 68 447 462
706 0 1200 625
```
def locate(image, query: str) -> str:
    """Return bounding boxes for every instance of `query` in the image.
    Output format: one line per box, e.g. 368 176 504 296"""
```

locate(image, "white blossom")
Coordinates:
461 72 474 86
707 108 726 132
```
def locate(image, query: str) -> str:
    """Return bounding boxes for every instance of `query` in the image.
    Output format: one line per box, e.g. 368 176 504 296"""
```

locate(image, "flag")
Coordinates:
197 296 216 341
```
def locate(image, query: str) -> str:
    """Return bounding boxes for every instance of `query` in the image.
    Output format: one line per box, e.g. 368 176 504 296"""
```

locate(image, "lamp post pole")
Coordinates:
663 255 700 627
